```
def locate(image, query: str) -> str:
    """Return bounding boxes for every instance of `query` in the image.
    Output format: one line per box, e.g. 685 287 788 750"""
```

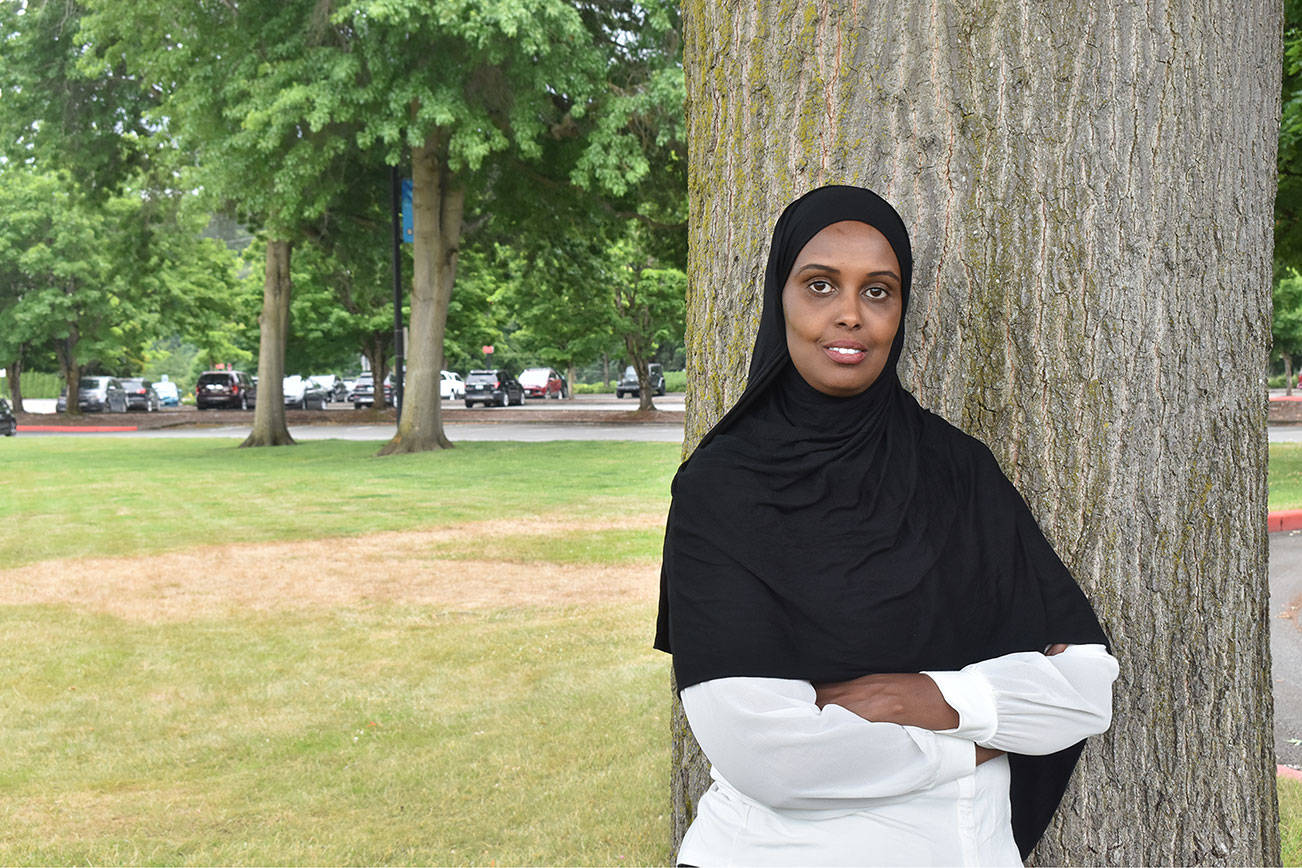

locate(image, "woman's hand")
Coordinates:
814 673 960 731
814 673 1008 767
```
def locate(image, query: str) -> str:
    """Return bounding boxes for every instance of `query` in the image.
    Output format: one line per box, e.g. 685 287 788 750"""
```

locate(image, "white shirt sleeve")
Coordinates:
680 676 976 811
923 643 1118 755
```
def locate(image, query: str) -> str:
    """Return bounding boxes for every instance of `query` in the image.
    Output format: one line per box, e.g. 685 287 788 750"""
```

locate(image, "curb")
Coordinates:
1281 765 1302 783
17 425 138 433
1270 511 1302 533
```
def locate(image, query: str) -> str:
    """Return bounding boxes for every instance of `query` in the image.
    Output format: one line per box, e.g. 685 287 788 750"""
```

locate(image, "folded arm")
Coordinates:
680 676 978 811
815 644 1118 757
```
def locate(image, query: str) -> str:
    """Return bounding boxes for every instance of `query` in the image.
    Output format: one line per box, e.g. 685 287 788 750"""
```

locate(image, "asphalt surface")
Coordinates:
16 393 687 442
1273 532 1302 767
76 420 687 442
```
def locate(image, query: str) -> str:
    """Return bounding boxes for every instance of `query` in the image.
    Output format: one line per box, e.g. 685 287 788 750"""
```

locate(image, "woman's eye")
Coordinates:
863 286 888 300
808 280 835 295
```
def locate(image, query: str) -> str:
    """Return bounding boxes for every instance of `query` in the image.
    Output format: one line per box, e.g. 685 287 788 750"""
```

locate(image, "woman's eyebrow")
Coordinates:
795 263 839 275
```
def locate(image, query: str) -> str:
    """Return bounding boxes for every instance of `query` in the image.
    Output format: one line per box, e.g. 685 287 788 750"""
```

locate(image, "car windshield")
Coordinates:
466 371 500 384
79 377 105 390
519 369 550 386
197 374 229 386
121 378 144 388
621 367 637 380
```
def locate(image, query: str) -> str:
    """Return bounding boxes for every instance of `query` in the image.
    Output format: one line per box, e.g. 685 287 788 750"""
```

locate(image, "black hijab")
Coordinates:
654 184 1109 858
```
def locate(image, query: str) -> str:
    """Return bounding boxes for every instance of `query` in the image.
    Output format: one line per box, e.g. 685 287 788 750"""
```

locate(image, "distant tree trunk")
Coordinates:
362 337 390 410
379 131 459 454
6 356 23 411
1286 352 1295 397
242 238 294 447
602 352 610 387
565 360 576 399
55 327 81 417
675 1 1281 864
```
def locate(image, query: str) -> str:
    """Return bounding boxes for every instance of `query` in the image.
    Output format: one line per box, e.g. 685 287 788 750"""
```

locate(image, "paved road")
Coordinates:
80 420 686 443
19 392 686 415
1273 532 1302 767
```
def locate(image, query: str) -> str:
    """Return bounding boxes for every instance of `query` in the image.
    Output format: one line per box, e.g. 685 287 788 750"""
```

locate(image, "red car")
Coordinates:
519 367 567 399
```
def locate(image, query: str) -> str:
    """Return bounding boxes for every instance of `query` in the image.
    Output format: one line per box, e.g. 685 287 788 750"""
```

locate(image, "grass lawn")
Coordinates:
1273 444 1302 512
0 437 679 866
3 436 1300 864
0 438 679 568
1286 775 1302 867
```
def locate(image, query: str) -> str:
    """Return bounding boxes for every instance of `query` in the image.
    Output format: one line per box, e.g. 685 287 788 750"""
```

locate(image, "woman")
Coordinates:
654 185 1118 866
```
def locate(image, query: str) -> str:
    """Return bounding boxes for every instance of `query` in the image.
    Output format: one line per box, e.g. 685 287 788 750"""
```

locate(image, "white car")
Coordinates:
440 370 465 400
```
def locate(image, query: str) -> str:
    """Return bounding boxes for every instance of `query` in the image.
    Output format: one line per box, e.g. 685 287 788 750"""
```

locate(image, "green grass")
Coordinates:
1284 776 1302 866
1273 444 1302 511
0 438 680 568
0 437 678 865
0 602 669 866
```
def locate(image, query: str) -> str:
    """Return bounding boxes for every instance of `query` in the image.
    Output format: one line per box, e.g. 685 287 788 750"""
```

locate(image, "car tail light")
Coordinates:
231 384 240 394
493 381 500 388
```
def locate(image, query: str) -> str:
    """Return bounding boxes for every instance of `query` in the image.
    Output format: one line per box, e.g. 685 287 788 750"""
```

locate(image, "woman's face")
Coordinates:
782 220 903 397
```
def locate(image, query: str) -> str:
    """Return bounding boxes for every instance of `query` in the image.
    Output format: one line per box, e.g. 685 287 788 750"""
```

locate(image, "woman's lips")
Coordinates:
822 343 867 365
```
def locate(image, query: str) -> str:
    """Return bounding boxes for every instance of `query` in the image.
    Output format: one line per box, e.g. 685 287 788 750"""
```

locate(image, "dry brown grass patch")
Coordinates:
0 514 664 623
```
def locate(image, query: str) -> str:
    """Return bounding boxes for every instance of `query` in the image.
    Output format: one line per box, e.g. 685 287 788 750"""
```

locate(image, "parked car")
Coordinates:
352 373 377 408
0 397 16 436
283 375 328 410
464 369 525 407
615 363 666 398
119 377 161 412
152 378 181 406
440 370 465 400
195 370 255 410
519 367 567 399
57 376 129 413
309 374 348 403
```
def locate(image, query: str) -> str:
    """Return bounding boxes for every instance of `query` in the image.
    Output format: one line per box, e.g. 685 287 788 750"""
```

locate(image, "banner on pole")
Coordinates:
401 179 413 243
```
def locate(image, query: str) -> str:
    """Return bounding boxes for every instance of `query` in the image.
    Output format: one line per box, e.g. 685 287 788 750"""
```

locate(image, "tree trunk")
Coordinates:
602 352 610 388
379 132 460 455
55 328 81 417
676 2 1281 864
1286 352 1294 397
242 238 294 447
6 356 23 411
565 360 576 400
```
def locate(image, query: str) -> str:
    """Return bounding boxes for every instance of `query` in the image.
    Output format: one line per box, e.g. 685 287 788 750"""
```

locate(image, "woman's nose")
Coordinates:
835 293 861 328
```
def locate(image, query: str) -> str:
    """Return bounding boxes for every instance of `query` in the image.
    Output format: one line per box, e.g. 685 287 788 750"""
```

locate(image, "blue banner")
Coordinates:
400 178 413 243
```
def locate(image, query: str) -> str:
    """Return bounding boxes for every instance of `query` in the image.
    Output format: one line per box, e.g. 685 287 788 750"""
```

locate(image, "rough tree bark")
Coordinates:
55 326 81 417
6 357 23 411
673 1 1281 864
378 132 460 455
241 239 294 448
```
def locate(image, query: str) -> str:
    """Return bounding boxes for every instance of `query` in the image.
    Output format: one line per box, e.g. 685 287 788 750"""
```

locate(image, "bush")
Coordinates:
1271 374 1288 389
6 371 64 399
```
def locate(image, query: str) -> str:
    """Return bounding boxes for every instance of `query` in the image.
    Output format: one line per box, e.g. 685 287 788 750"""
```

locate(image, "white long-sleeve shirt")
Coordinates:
677 644 1118 867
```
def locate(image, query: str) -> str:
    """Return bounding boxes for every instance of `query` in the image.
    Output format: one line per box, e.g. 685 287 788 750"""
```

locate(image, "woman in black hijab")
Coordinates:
655 185 1116 866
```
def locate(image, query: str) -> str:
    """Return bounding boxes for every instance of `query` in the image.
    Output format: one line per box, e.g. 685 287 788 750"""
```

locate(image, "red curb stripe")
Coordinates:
17 425 138 433
1270 511 1302 533
1280 765 1302 782
1271 395 1302 402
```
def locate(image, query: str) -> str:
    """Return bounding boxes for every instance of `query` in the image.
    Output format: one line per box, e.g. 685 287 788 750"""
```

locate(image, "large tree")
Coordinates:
81 0 359 446
673 2 1281 864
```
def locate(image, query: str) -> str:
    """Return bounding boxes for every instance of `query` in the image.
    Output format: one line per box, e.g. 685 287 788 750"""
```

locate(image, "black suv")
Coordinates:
464 369 525 407
0 397 15 436
616 363 666 398
196 370 255 410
